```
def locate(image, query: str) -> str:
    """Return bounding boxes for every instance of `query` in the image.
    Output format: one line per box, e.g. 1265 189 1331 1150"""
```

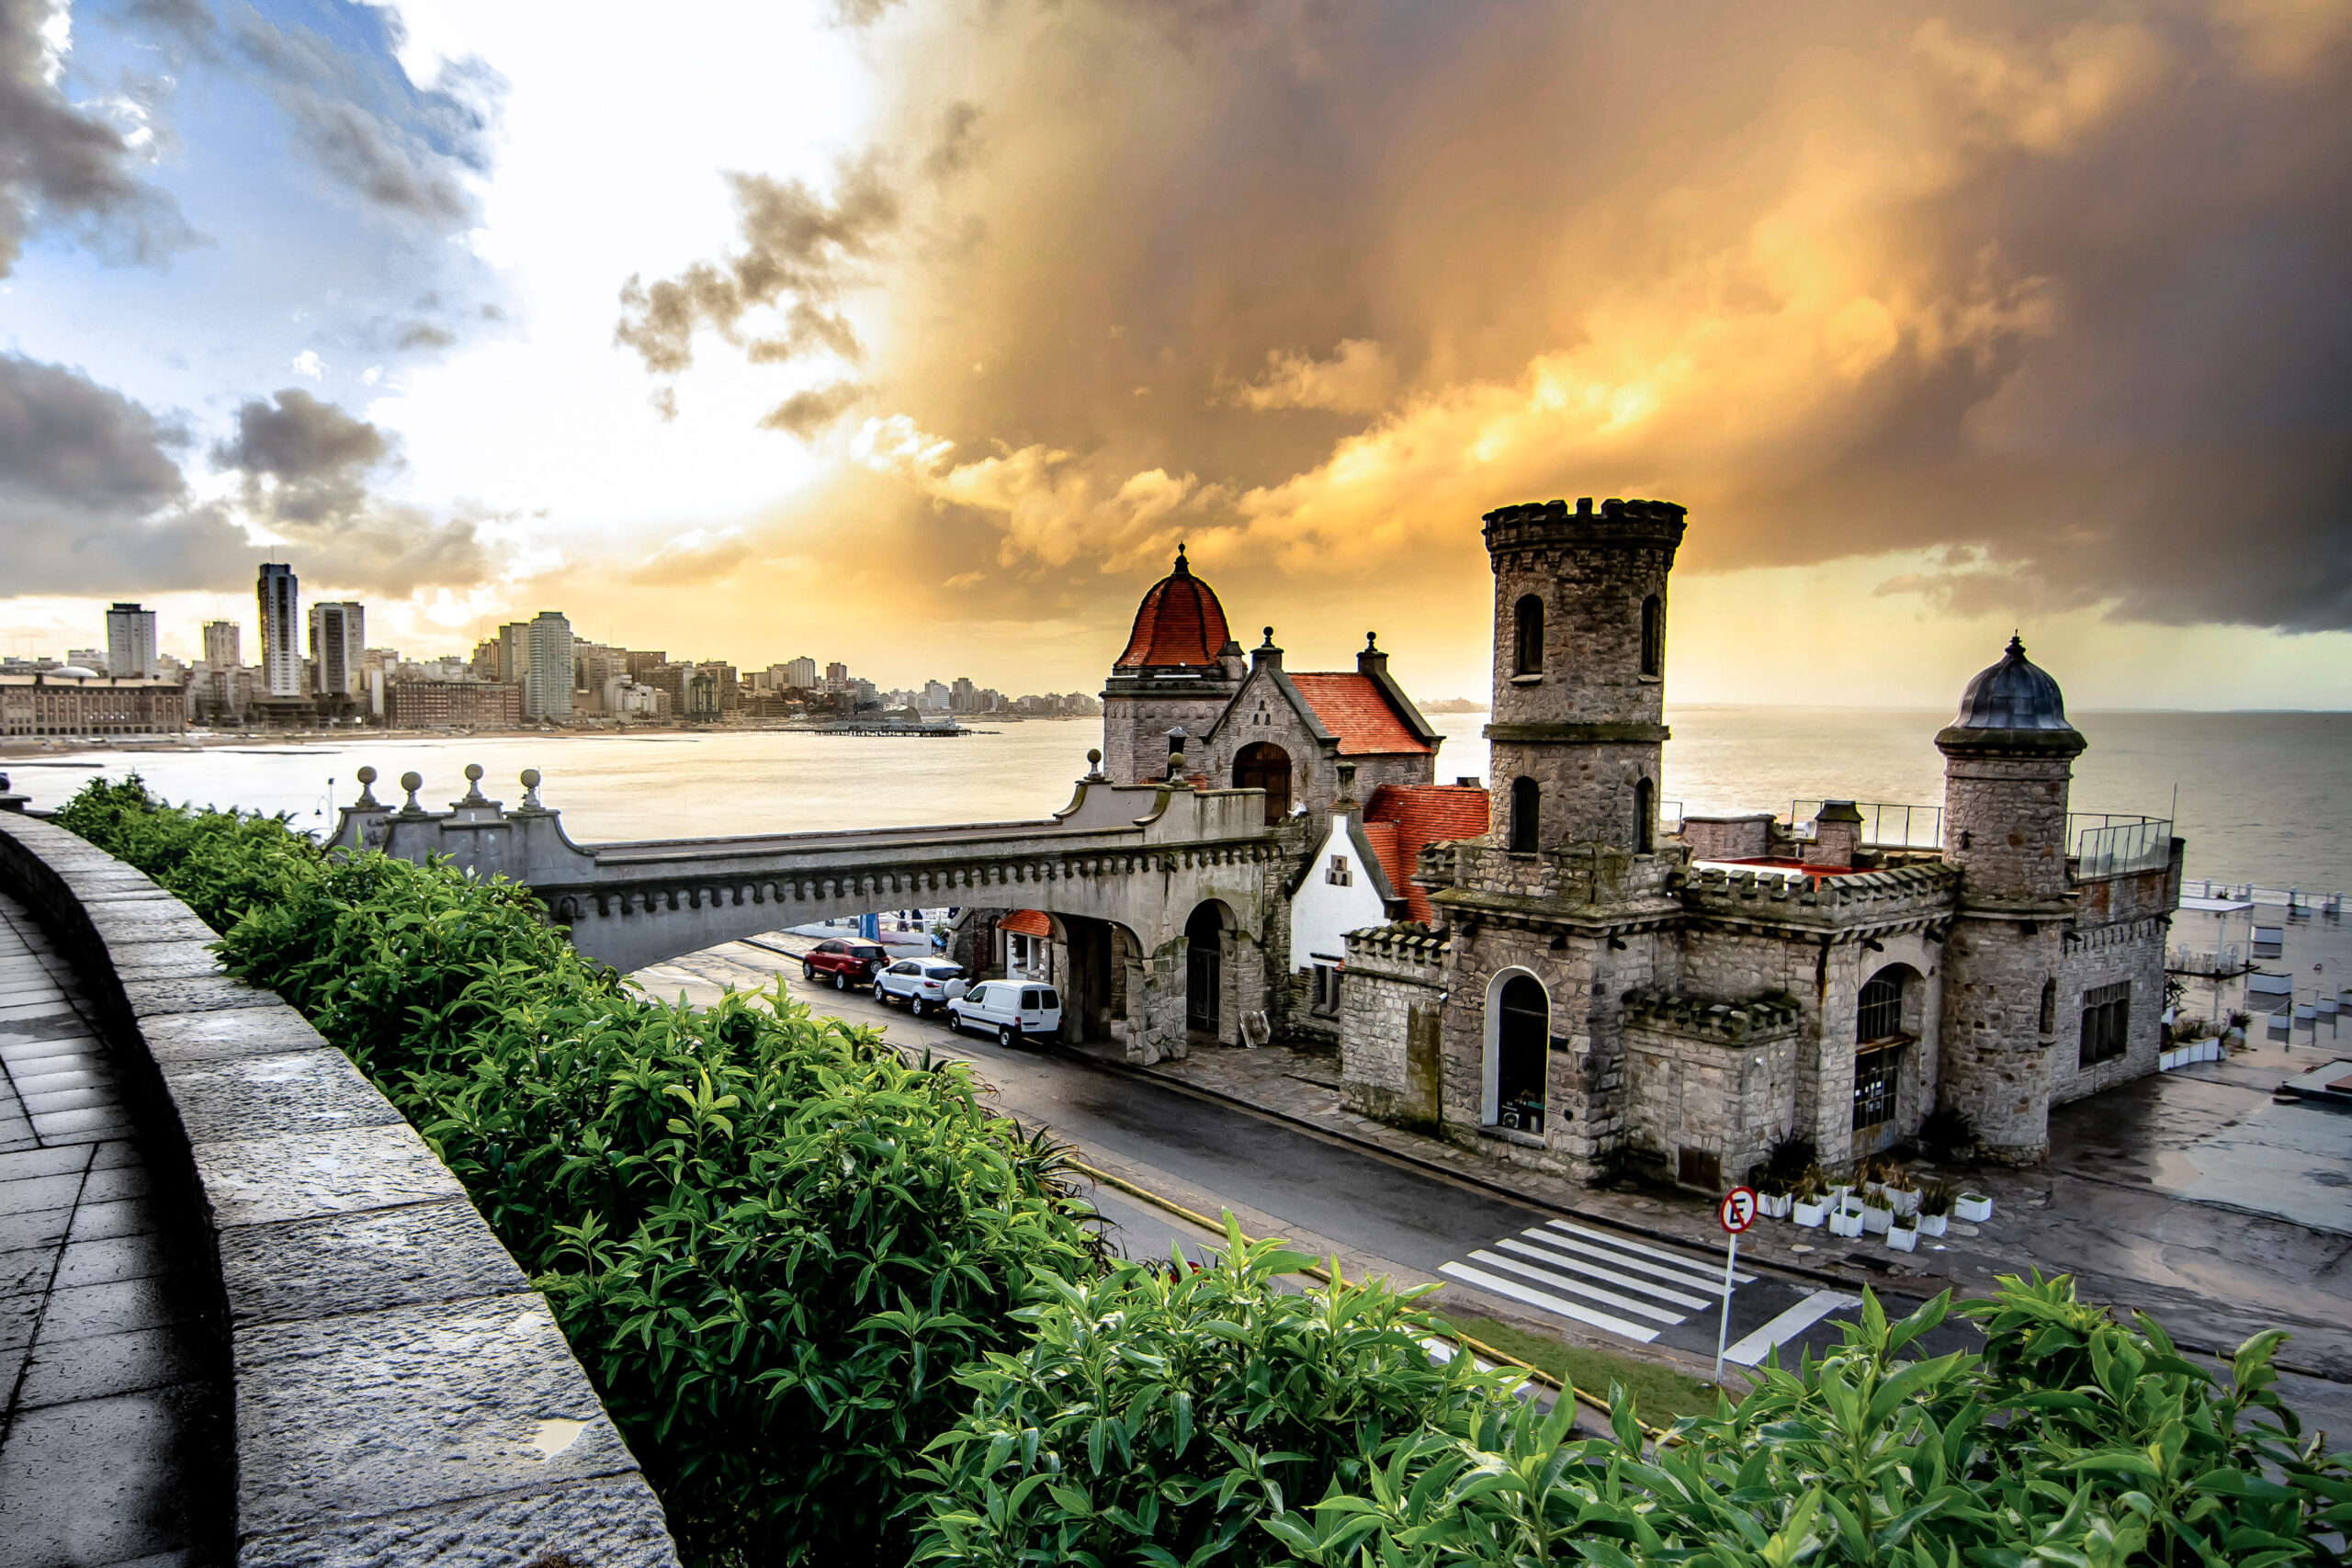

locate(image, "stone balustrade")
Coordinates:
0 811 681 1566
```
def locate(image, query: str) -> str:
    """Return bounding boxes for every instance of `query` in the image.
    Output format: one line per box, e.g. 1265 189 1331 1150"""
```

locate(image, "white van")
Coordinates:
947 980 1063 1046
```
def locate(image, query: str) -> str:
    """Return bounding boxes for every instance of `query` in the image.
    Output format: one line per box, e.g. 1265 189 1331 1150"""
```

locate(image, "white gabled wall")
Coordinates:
1290 811 1391 975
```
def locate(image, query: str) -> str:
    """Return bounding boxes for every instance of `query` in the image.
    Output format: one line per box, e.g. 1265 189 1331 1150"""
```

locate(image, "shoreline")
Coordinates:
0 715 1094 760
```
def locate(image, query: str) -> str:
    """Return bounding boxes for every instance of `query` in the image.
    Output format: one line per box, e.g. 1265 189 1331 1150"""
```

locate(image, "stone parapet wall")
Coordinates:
1677 861 1960 928
0 813 681 1567
1425 840 1684 916
2073 858 2181 926
1339 924 1447 1126
1620 985 1801 1044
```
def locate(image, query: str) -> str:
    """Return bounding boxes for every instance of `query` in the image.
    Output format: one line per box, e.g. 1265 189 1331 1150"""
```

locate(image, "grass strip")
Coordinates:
1431 1312 1722 1426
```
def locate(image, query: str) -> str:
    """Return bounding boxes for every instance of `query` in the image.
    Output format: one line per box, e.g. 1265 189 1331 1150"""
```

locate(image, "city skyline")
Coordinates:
2 3 2348 711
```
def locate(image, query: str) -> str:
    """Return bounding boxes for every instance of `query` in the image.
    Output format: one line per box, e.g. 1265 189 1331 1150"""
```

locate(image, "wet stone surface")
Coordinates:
0 888 231 1567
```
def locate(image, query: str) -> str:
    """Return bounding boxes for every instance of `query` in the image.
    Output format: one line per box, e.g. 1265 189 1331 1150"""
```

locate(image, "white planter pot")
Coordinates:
1828 1210 1862 1238
1919 1213 1948 1237
1792 1200 1828 1228
1759 1191 1792 1219
2160 1050 2179 1072
2201 1041 2221 1062
1956 1194 1993 1223
1890 1189 1921 1217
1828 1184 1853 1205
1863 1180 1885 1198
1861 1205 1893 1235
1886 1225 1918 1252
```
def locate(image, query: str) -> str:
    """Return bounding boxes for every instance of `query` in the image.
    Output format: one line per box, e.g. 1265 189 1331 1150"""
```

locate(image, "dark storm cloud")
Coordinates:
615 160 901 410
0 0 194 275
760 380 867 439
0 354 248 594
700 0 2352 637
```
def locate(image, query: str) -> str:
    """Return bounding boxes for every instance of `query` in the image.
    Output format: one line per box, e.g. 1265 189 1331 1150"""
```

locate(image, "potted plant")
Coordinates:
1886 1167 1920 1217
1753 1170 1792 1219
1792 1175 1828 1228
1860 1156 1889 1197
1828 1197 1863 1238
1918 1182 1953 1237
1886 1211 1918 1252
1955 1190 1994 1223
1860 1189 1894 1235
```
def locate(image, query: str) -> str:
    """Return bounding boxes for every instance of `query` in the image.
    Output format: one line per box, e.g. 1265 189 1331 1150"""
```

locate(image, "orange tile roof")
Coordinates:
1001 908 1052 937
1363 784 1491 921
1114 548 1233 669
1288 673 1431 755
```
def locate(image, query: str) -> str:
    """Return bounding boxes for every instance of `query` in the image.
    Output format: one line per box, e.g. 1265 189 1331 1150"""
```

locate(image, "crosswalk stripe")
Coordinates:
1440 1262 1661 1342
1724 1291 1861 1367
1469 1249 1688 1324
1491 1238 1713 1311
1519 1225 1744 1293
1544 1219 1756 1283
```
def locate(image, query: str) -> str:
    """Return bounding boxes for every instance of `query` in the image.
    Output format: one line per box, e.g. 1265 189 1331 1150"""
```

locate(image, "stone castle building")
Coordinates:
1085 500 2179 1179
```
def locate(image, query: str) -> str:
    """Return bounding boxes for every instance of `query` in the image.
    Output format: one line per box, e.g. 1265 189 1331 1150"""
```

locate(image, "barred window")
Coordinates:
2080 981 2131 1067
1852 1044 1901 1132
1857 971 1905 1043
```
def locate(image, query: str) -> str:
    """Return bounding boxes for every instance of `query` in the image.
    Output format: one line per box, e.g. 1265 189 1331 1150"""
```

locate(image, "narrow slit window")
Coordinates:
1512 594 1544 676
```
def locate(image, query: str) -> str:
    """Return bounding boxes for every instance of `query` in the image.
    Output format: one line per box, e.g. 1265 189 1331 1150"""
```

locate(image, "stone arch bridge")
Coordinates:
330 761 1282 1063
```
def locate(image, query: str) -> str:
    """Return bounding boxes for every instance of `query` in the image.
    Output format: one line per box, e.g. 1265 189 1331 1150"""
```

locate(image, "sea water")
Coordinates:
5 707 2345 895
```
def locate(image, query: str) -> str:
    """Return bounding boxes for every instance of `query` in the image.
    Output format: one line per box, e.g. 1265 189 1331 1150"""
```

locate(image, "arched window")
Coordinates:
1640 594 1664 678
1634 776 1656 853
2039 977 2058 1035
1233 742 1292 825
1858 971 1905 1042
1489 974 1549 1133
1512 594 1544 676
1510 777 1540 853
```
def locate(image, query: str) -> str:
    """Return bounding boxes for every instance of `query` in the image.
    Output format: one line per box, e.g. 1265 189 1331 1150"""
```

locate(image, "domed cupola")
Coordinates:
1114 544 1235 670
1950 634 2075 733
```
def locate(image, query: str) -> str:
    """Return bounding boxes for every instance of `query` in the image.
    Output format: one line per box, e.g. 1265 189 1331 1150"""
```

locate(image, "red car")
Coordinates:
802 938 890 990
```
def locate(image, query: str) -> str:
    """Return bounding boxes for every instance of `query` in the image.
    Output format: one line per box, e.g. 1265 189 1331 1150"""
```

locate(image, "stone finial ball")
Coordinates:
520 768 541 787
401 772 423 791
464 762 484 782
356 765 376 784
1170 751 1187 773
1087 749 1102 765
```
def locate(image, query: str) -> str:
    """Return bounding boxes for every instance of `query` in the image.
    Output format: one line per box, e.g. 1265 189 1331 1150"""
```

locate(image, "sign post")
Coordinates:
1713 1185 1757 1385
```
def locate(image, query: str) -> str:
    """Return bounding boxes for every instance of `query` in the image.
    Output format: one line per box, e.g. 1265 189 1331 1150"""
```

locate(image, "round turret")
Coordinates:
1114 545 1234 671
1949 635 2074 733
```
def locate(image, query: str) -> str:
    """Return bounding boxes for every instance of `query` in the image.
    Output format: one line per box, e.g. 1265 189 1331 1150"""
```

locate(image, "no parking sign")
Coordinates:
1711 1186 1758 1382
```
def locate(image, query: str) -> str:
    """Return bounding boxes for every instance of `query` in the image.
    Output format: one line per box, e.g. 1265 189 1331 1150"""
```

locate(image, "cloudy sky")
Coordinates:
4 0 2348 707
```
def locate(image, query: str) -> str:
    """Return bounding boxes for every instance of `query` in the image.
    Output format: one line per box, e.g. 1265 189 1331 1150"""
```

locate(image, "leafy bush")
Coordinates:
1265 1281 2351 1567
57 778 1106 1565
1915 1103 1979 1164
910 1224 1518 1567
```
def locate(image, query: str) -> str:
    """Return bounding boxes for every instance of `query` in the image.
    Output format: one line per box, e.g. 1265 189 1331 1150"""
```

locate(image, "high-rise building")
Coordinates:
823 660 849 692
627 649 670 680
257 564 301 696
497 622 531 684
106 603 158 679
922 680 951 712
202 620 240 670
308 602 365 697
784 656 818 690
525 611 573 718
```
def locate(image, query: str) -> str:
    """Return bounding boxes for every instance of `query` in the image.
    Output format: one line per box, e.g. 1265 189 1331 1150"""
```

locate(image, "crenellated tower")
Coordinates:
1481 498 1686 857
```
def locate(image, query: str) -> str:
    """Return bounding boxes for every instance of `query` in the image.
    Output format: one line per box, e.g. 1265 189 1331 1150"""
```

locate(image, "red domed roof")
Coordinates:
1114 546 1233 670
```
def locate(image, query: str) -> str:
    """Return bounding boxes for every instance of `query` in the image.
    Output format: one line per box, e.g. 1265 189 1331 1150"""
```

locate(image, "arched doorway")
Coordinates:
1186 902 1226 1037
1485 971 1549 1134
1233 742 1292 824
1853 964 1919 1151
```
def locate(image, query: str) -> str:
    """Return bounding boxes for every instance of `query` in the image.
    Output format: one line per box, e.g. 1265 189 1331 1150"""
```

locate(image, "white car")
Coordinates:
946 979 1063 1046
874 958 969 1017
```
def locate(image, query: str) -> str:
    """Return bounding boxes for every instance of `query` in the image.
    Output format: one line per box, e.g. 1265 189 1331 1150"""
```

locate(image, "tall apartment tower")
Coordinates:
497 622 531 684
257 564 301 696
783 656 817 689
201 620 240 669
1933 636 2087 1163
525 611 573 718
105 604 159 679
308 602 365 696
1481 498 1685 856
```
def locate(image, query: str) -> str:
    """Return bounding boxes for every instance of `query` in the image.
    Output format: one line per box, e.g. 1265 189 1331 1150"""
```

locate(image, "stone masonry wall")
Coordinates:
1937 915 2062 1160
1102 685 1238 785
1941 750 2077 903
2049 913 2170 1103
1340 926 1447 1127
1619 995 1800 1187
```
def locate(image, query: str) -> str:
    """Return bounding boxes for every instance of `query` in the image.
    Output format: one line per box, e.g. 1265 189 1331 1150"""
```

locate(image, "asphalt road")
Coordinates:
646 942 1980 1377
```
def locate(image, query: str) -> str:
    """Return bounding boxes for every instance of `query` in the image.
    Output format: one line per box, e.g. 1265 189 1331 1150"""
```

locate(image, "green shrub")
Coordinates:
910 1223 1519 1567
57 778 1107 1565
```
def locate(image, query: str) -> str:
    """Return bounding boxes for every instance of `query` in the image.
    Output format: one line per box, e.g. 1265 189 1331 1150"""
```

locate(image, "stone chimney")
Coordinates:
1804 800 1863 869
1335 761 1360 816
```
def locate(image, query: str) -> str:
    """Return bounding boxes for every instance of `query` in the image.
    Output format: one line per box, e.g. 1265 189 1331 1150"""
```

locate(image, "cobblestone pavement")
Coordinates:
0 891 228 1568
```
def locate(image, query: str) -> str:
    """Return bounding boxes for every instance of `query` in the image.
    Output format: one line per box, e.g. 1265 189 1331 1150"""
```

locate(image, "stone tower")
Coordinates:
1100 547 1247 785
1481 498 1687 854
1934 635 2086 1163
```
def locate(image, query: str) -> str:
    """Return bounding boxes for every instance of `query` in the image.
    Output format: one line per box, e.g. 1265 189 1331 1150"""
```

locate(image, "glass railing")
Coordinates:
2069 815 2173 879
1789 800 1944 850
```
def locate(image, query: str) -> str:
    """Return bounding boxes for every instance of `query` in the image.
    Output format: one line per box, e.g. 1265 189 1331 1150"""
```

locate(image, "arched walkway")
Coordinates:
1484 969 1550 1134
